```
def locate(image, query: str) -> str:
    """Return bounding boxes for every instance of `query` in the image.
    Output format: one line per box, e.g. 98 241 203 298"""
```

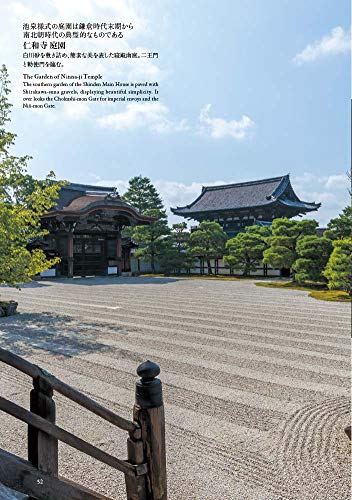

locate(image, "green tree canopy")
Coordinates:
122 175 164 214
263 218 317 276
324 206 352 240
293 235 332 284
267 218 317 239
159 222 194 274
323 238 352 296
190 221 227 275
224 225 271 276
0 64 63 287
133 208 170 272
170 222 191 251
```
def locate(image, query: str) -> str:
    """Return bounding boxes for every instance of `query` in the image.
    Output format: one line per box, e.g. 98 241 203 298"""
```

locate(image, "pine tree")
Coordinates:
293 236 332 284
122 176 169 272
324 206 352 240
133 209 170 272
323 238 352 296
122 175 164 214
159 222 194 274
263 218 317 277
190 222 227 275
224 225 271 276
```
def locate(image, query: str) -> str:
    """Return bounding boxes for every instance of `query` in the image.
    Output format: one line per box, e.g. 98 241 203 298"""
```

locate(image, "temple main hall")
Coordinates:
171 174 320 237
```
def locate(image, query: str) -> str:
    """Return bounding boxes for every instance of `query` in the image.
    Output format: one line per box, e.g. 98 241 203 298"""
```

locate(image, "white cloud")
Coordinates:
154 180 224 213
293 26 350 64
293 172 317 185
293 172 349 190
93 178 130 194
98 103 255 138
11 1 39 20
61 101 91 120
89 177 226 224
324 174 349 189
292 172 350 226
97 102 189 133
199 104 254 140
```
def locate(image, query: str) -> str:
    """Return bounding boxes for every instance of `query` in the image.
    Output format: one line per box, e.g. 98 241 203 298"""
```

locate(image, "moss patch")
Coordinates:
255 281 351 302
308 290 351 302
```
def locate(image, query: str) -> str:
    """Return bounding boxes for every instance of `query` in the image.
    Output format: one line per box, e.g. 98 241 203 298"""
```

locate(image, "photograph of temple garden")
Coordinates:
34 172 323 280
0 0 350 499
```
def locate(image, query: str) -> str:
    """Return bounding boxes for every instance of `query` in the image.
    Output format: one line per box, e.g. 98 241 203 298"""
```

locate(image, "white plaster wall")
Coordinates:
131 256 281 277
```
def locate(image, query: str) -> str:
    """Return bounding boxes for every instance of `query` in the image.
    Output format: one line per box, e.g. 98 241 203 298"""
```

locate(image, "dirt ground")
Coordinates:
0 276 350 499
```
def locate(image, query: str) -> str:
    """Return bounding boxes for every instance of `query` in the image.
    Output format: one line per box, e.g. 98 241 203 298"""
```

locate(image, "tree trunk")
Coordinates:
207 259 212 275
151 253 155 273
244 259 250 277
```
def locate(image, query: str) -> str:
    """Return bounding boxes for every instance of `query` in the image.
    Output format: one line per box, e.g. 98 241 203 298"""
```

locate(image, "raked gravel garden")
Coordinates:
0 276 350 499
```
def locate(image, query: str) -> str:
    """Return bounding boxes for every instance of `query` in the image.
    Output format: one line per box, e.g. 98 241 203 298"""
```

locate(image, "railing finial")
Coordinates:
135 360 162 409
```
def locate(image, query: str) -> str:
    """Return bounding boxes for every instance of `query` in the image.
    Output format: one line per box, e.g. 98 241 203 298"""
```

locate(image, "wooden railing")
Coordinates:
0 348 167 500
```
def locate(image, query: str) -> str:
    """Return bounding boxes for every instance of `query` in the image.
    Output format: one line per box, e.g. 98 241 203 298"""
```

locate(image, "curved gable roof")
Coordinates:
171 175 320 215
44 184 155 224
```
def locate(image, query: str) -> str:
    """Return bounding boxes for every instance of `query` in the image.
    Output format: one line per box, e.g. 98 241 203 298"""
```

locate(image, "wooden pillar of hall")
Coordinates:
117 232 122 258
67 232 74 278
116 231 122 274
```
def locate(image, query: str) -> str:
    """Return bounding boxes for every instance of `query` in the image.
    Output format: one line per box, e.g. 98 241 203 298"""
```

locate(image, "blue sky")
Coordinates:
0 0 350 225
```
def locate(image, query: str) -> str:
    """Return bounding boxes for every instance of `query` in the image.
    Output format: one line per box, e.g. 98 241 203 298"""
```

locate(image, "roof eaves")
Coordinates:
278 198 321 211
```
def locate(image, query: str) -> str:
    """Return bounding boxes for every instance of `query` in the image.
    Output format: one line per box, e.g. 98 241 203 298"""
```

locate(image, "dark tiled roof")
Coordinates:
62 182 114 192
55 183 115 209
171 175 320 215
46 183 155 223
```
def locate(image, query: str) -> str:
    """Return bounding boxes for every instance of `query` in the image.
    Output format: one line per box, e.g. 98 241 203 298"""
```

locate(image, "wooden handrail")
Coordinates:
0 396 147 478
0 447 111 500
0 348 167 499
0 347 138 435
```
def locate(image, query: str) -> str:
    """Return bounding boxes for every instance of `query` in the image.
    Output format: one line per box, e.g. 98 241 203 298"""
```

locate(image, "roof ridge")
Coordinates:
65 182 115 191
202 175 288 192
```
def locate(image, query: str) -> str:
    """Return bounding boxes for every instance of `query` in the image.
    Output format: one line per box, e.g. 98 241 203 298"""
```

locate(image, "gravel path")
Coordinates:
0 277 350 499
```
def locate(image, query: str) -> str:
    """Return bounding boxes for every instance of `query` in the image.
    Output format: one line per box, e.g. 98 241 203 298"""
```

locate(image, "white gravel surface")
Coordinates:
0 276 350 499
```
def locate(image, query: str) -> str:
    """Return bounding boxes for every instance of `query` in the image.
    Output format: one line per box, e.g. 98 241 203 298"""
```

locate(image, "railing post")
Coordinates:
133 360 167 500
28 376 58 477
125 431 148 500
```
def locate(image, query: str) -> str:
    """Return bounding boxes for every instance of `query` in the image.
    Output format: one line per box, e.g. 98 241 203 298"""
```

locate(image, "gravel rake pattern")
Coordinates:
0 276 350 499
